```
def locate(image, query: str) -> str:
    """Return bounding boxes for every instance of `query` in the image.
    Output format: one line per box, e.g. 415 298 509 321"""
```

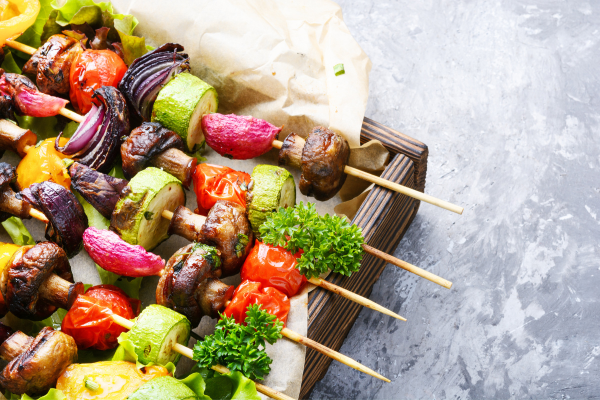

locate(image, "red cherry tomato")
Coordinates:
69 50 127 113
241 240 306 297
193 163 251 215
223 280 290 326
61 285 140 350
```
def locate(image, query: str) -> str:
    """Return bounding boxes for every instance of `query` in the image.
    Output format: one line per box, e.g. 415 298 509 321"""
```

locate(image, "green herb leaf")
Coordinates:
234 233 249 258
192 305 282 381
334 63 345 76
259 202 364 279
1 217 35 246
84 377 100 391
190 242 222 270
143 211 154 221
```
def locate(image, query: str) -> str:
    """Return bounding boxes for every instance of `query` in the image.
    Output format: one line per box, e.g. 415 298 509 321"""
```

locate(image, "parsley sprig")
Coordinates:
259 202 364 279
192 304 283 381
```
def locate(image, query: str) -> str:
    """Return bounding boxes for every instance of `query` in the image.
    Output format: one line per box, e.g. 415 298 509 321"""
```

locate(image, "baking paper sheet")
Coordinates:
0 1 385 398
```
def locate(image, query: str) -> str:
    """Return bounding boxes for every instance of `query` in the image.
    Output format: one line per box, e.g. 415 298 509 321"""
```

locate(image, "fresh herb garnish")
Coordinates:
84 377 100 391
143 211 154 220
333 63 345 76
235 233 249 257
190 242 222 270
259 202 364 278
192 304 283 381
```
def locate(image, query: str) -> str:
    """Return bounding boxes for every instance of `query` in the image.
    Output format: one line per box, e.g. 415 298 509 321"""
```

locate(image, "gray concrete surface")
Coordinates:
309 1 600 399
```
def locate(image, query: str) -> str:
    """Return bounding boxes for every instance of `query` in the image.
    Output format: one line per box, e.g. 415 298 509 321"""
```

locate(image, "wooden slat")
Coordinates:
300 118 428 398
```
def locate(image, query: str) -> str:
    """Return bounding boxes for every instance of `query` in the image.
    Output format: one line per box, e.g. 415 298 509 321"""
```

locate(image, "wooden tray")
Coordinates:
300 117 428 398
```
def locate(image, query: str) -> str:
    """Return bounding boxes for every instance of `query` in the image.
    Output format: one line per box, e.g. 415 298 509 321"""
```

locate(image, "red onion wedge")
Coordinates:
119 43 190 121
202 113 282 160
0 73 69 118
83 227 165 277
55 86 129 173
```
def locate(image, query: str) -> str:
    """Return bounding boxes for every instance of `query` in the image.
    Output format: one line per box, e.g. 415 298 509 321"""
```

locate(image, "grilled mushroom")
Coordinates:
0 327 77 395
69 162 129 220
279 127 350 201
0 162 33 220
0 242 83 320
0 119 36 158
121 122 196 187
156 243 234 326
20 181 88 257
199 200 253 277
22 34 84 96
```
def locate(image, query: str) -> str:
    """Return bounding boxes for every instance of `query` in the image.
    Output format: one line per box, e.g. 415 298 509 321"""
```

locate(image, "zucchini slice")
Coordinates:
247 165 296 236
128 304 191 366
110 167 185 250
151 72 218 152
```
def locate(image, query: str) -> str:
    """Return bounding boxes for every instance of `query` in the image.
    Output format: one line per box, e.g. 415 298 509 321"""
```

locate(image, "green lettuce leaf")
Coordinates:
180 373 211 400
113 15 146 64
1 217 35 246
19 388 67 400
14 115 60 141
1 49 22 73
112 331 176 374
192 367 261 400
14 0 56 54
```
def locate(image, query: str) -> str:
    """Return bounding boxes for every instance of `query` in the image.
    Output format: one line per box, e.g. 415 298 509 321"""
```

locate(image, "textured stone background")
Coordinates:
310 0 600 399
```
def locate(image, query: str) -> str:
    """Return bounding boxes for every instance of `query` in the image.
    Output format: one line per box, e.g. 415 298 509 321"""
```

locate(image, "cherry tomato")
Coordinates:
241 240 306 297
193 163 251 215
61 285 140 350
223 280 290 326
69 50 127 114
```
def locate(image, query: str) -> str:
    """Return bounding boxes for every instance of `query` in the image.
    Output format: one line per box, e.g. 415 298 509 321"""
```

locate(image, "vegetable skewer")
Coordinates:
109 313 295 400
162 208 410 317
5 38 463 214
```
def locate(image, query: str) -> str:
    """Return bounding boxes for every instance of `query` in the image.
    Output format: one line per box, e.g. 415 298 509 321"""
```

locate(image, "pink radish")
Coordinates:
202 113 281 160
83 227 165 277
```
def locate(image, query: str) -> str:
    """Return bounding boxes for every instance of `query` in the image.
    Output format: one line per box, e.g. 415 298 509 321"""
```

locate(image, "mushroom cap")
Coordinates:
0 242 75 320
299 126 350 201
157 243 233 326
0 327 77 396
0 162 16 191
121 122 185 180
200 200 254 277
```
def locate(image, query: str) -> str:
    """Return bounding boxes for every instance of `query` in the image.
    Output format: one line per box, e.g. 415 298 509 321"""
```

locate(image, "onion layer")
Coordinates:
0 73 69 118
118 43 190 121
56 86 129 173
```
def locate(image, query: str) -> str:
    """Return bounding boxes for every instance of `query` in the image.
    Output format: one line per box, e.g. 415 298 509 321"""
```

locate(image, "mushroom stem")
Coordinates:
0 331 32 362
165 206 206 243
0 186 34 220
150 148 197 188
0 120 36 158
38 274 84 310
275 134 303 169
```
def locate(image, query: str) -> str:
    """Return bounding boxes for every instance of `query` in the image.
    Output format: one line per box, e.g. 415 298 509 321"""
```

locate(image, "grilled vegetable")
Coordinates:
127 304 191 366
0 72 69 117
202 113 281 160
56 86 130 173
0 0 40 46
56 361 171 400
69 49 128 114
0 327 77 396
192 163 251 215
151 72 218 152
83 227 165 277
20 181 88 257
119 43 191 121
110 167 185 250
0 162 33 220
246 165 295 235
16 137 72 190
224 281 290 326
127 376 198 400
0 119 36 158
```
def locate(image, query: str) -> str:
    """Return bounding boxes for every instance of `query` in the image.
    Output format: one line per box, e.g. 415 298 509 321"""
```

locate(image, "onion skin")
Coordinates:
0 73 69 118
83 227 165 277
119 43 190 121
202 113 281 160
69 162 128 220
56 86 130 173
19 182 88 258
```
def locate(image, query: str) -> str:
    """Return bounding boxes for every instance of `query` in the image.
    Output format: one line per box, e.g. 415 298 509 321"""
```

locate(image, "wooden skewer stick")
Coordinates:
7 38 462 215
272 140 463 215
109 314 294 400
161 209 406 320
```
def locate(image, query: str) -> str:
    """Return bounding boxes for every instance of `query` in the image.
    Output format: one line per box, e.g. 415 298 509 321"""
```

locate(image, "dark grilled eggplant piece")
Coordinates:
69 162 128 219
22 34 83 96
19 182 88 257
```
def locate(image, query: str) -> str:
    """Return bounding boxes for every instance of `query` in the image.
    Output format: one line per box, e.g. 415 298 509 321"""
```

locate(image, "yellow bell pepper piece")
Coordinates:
56 361 171 400
16 137 72 190
0 242 19 274
0 0 40 46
